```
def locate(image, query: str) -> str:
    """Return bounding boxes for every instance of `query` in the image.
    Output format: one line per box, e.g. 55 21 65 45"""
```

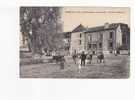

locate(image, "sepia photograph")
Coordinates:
20 7 130 78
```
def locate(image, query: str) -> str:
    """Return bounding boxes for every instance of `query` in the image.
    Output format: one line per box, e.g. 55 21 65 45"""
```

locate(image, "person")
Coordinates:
100 52 105 63
78 55 82 73
52 50 56 60
72 50 77 64
80 51 87 67
114 49 117 56
117 49 120 54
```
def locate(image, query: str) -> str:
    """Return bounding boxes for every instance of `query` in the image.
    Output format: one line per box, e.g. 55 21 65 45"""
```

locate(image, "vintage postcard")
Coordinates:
20 7 130 78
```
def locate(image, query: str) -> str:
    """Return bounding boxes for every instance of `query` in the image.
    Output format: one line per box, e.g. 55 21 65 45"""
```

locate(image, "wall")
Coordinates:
70 31 85 54
116 25 122 48
102 29 116 53
70 25 129 55
86 29 116 54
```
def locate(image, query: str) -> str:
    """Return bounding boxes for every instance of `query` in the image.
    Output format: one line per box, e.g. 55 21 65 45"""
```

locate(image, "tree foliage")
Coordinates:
20 7 63 53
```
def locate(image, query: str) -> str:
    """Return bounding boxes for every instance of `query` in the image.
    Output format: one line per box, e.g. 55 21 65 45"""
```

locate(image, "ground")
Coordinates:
20 52 129 78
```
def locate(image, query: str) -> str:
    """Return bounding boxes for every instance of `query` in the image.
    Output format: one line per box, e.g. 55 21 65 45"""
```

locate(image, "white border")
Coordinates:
0 0 135 100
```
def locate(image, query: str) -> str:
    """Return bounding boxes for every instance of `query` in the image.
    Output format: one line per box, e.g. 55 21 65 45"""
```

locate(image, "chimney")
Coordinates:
104 22 109 29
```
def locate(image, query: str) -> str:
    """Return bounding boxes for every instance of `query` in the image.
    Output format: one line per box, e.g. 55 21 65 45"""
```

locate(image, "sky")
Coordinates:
61 7 130 32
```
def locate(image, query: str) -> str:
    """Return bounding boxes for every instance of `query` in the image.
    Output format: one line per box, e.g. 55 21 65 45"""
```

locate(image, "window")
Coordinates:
99 43 102 48
88 44 91 48
109 32 113 39
93 44 97 49
100 34 103 40
88 35 92 42
79 40 81 45
109 42 113 48
80 34 82 38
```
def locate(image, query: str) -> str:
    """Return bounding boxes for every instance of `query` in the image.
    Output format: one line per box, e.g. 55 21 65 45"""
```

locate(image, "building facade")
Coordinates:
69 24 86 54
69 23 130 54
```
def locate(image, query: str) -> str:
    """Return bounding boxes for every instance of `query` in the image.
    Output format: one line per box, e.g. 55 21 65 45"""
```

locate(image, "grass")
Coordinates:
20 54 129 78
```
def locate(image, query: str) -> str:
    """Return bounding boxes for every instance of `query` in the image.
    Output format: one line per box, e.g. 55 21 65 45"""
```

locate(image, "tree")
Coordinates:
20 7 63 54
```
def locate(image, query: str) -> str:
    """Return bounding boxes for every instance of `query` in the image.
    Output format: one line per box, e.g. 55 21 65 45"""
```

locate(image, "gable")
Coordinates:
72 24 86 33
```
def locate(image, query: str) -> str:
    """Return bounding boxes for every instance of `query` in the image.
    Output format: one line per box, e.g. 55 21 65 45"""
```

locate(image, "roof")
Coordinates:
72 24 86 33
63 23 129 35
85 23 129 33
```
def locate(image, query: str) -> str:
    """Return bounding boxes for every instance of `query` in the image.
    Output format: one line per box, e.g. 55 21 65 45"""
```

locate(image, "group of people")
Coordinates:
72 51 105 73
51 50 105 73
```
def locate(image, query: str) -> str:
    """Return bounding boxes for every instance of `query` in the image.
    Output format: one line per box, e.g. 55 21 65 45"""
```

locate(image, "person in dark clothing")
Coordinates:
81 51 87 66
100 53 104 63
